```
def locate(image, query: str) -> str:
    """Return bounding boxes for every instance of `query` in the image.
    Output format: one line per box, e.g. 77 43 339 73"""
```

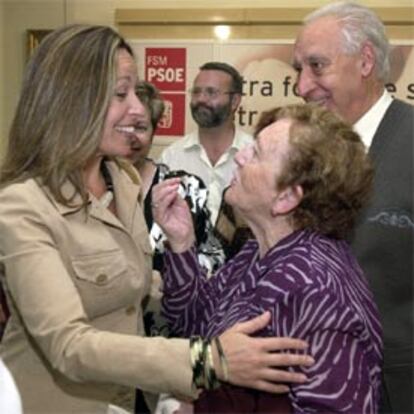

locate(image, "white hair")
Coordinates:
304 1 390 81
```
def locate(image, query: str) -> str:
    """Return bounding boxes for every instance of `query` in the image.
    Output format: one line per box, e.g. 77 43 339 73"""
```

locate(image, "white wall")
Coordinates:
2 0 65 159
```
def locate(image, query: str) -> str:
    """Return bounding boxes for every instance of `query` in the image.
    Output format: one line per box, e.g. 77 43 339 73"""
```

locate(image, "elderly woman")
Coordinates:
152 103 383 413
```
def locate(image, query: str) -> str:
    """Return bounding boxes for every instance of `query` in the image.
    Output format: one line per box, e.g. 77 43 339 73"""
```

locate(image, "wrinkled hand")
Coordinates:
151 178 195 252
216 311 315 393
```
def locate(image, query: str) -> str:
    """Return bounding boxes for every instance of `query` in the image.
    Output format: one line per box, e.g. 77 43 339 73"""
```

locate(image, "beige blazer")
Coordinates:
0 160 192 413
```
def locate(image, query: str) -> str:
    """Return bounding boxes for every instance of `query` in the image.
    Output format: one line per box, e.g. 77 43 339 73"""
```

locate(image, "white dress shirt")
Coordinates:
159 128 253 224
354 90 393 150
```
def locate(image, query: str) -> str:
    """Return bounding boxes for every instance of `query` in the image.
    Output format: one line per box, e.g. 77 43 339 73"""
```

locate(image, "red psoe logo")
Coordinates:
145 48 186 92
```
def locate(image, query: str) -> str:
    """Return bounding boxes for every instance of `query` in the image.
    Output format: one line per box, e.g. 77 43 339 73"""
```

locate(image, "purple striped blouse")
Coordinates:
162 229 383 413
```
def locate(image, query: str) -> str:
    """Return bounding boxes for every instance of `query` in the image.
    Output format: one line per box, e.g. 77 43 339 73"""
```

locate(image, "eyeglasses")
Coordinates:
188 87 235 99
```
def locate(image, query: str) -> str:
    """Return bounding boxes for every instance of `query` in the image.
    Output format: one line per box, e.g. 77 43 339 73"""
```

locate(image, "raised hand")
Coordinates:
151 178 196 252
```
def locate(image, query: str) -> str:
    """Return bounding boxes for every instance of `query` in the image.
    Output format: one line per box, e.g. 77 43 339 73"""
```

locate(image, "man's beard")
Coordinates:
190 101 232 128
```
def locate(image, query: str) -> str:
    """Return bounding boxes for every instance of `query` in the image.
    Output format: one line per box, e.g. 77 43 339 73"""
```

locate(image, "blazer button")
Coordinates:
125 305 136 315
96 273 108 285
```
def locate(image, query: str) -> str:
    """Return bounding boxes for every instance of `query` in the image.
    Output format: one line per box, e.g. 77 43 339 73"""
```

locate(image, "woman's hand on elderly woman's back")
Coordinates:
216 311 315 393
151 178 196 253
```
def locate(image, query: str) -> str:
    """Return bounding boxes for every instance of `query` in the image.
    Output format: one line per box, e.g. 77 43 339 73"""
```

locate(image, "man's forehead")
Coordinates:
294 51 331 66
294 30 341 63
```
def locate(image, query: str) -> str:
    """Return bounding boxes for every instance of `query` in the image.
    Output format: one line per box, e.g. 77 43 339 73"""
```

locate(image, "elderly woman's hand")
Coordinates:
216 311 315 393
151 178 196 253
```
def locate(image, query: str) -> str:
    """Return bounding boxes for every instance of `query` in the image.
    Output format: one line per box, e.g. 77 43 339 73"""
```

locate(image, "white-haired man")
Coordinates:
293 2 413 413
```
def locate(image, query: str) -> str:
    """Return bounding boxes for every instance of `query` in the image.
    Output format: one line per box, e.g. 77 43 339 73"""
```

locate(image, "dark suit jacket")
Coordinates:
350 99 413 413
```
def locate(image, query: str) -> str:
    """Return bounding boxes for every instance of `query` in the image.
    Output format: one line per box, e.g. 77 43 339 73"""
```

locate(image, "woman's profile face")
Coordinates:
99 48 146 159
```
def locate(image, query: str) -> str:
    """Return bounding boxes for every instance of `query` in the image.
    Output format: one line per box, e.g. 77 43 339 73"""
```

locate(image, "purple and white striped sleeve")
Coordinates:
161 246 227 337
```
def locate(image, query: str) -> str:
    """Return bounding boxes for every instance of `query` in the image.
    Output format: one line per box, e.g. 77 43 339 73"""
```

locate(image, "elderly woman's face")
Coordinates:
127 107 154 165
99 49 146 159
225 118 292 217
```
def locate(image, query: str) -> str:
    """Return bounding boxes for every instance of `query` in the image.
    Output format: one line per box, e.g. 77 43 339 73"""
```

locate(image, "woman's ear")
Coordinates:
271 185 303 216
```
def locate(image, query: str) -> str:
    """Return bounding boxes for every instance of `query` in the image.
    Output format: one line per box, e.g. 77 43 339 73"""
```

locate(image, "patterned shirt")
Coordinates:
162 229 383 413
144 162 225 276
159 128 253 224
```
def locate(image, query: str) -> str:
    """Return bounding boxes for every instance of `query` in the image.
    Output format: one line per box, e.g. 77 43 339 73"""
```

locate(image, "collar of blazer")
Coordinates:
37 158 143 216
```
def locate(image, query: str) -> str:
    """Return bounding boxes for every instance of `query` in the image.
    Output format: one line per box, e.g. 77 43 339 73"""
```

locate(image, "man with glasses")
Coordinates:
159 62 253 225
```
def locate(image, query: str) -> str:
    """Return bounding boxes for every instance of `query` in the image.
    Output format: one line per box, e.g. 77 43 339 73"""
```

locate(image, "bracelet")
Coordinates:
205 340 219 390
189 336 221 390
214 336 229 382
190 336 205 389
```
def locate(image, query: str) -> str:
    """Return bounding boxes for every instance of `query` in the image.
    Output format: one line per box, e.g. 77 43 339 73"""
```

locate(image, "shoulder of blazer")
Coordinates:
370 99 413 163
374 98 413 141
383 99 414 124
